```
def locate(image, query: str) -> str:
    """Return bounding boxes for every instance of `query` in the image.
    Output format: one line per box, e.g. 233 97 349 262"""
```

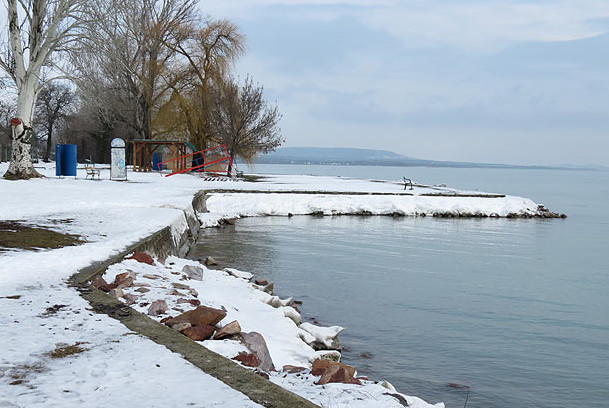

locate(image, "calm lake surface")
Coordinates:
189 164 609 408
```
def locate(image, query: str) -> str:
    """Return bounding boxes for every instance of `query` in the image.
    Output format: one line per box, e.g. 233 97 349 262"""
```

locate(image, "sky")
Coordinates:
200 1 609 167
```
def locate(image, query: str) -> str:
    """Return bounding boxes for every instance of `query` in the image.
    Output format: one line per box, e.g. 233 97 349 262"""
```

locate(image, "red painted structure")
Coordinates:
158 144 233 177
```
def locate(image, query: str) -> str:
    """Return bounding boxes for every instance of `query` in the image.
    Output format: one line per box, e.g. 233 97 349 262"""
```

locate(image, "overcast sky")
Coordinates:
202 1 609 166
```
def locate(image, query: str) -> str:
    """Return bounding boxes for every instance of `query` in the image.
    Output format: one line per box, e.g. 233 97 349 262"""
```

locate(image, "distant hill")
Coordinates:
256 147 566 170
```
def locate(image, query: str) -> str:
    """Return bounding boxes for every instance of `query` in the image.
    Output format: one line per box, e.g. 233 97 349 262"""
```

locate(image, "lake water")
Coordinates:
189 164 609 408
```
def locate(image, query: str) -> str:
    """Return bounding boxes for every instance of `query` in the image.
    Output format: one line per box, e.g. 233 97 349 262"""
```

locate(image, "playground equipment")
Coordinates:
157 144 233 178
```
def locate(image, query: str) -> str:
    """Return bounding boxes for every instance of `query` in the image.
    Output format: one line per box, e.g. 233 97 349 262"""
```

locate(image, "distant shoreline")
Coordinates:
255 147 607 171
254 159 606 171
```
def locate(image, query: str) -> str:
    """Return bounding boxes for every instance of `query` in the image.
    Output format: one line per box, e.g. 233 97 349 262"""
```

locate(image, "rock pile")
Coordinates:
96 252 370 388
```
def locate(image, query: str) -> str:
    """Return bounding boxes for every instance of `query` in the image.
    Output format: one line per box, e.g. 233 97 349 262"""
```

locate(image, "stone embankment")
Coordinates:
431 205 566 219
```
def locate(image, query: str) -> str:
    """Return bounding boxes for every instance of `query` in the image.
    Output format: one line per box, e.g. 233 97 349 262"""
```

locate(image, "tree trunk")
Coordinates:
3 82 43 180
44 122 54 162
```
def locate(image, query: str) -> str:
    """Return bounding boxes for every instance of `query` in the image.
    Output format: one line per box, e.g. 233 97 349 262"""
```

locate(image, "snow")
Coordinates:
0 162 543 407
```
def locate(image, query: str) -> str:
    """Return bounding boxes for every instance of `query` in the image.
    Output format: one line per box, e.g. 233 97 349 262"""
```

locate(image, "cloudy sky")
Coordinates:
202 1 609 166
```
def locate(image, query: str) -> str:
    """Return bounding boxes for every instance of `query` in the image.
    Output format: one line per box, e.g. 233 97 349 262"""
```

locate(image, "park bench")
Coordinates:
84 160 101 179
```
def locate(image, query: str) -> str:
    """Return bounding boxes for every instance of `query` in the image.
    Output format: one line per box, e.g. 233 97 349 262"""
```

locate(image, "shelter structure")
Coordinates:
129 140 189 172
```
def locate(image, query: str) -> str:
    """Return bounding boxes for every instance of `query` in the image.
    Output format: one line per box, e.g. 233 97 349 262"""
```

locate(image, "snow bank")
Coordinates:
205 192 540 218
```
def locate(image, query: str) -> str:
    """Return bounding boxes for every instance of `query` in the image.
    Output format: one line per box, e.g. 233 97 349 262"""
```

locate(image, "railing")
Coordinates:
157 144 233 177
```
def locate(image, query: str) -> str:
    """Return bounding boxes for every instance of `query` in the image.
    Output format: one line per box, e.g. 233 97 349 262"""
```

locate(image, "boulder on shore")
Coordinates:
164 305 226 328
241 332 275 372
312 359 361 386
182 264 204 281
148 300 168 316
126 252 155 265
213 320 241 340
182 325 215 341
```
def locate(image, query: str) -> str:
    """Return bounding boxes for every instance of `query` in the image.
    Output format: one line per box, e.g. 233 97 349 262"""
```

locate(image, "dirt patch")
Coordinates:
41 304 68 317
0 221 84 251
6 362 46 388
47 342 89 359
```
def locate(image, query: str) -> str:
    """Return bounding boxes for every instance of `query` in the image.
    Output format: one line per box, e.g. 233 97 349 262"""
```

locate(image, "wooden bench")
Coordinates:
85 161 101 179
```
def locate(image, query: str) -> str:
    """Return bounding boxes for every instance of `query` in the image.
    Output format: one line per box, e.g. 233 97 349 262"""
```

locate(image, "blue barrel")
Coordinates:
62 144 77 176
152 152 163 171
55 144 77 176
55 144 63 176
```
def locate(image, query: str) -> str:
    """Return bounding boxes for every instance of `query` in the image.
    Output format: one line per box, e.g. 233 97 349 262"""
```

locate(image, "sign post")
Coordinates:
110 138 127 181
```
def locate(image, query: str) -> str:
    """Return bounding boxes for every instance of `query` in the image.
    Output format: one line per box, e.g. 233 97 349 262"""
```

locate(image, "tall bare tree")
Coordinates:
0 0 88 179
208 76 283 173
34 82 77 162
166 19 245 149
75 0 197 141
0 98 15 161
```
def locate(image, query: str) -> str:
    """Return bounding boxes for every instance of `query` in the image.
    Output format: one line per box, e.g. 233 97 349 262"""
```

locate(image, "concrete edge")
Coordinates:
69 228 320 408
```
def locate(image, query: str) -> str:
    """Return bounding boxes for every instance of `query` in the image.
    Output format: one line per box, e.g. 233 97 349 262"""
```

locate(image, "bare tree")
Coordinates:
0 0 88 179
208 76 283 173
34 82 77 162
0 98 15 161
74 0 198 142
165 19 245 150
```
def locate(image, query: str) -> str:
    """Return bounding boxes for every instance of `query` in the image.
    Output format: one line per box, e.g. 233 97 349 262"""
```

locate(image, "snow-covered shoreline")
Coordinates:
97 255 442 408
1 163 563 407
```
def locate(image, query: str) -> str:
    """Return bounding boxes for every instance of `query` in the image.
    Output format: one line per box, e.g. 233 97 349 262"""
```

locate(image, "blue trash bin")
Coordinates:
55 144 77 177
62 144 77 177
152 152 163 171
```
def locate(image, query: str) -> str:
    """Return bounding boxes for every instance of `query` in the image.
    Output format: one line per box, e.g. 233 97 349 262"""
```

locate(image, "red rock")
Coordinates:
177 298 201 307
126 252 154 265
213 320 241 340
160 316 173 323
114 271 135 288
312 360 360 385
254 279 268 286
315 364 361 386
311 359 351 376
182 325 215 341
233 353 260 368
147 300 168 316
91 276 118 292
164 305 226 328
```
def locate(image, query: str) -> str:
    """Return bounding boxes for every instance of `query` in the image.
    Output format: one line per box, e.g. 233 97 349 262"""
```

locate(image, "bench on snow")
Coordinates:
84 160 101 179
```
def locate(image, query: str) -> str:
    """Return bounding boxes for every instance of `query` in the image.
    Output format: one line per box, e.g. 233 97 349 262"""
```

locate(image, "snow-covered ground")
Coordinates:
1 163 545 407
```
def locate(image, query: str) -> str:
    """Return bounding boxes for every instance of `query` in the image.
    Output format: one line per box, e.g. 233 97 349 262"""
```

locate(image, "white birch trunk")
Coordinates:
4 77 42 179
2 0 86 179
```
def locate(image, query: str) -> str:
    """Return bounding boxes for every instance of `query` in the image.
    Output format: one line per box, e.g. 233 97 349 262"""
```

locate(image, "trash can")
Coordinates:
152 152 163 171
55 144 77 177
